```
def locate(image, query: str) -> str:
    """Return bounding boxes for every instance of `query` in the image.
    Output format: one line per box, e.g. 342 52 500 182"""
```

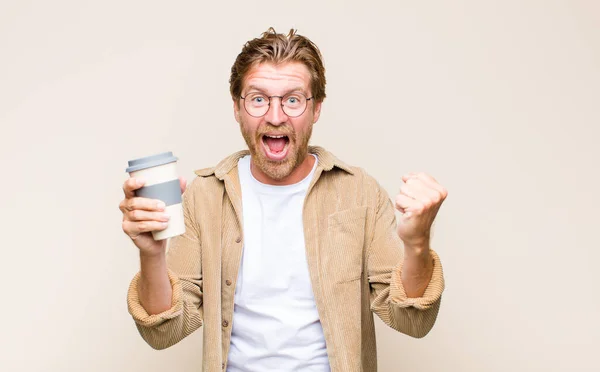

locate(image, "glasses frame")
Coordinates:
240 92 314 118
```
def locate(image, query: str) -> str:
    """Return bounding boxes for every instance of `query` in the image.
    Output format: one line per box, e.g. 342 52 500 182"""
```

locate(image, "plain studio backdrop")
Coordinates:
1 0 598 371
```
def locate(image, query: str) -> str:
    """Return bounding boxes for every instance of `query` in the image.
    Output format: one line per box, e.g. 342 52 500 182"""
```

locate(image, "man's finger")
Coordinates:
120 197 166 213
400 179 437 203
123 178 146 198
122 219 169 237
402 173 447 200
404 178 443 205
125 209 171 223
414 173 448 198
395 194 423 214
179 176 187 194
401 173 418 183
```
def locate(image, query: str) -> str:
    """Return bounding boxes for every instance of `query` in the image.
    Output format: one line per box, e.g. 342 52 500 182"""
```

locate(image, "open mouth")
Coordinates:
261 134 290 161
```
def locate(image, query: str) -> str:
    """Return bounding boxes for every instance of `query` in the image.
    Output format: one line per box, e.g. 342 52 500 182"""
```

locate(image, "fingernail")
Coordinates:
162 214 171 221
157 201 166 210
136 179 145 186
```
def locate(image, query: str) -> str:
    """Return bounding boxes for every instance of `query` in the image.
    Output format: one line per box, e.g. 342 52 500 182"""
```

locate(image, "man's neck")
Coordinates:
250 153 316 186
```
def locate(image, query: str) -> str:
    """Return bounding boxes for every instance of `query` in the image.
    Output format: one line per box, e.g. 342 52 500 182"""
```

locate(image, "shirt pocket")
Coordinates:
326 206 368 283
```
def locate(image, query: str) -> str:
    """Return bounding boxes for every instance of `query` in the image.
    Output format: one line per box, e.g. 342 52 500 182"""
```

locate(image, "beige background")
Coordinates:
1 0 598 371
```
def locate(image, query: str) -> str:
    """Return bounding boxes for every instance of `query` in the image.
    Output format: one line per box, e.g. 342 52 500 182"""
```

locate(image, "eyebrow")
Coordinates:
245 85 308 95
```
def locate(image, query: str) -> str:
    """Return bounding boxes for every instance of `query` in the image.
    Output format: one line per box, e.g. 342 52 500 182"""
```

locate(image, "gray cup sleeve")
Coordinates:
134 179 182 206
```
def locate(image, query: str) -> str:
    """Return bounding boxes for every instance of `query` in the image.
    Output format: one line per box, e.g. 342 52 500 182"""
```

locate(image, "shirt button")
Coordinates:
225 279 232 286
235 236 242 243
222 320 229 327
222 362 225 369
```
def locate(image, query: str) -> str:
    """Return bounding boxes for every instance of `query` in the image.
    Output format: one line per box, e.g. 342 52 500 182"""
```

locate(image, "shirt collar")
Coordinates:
194 146 354 180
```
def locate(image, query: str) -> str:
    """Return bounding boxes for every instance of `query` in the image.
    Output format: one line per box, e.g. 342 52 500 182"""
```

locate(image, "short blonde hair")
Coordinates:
229 27 326 103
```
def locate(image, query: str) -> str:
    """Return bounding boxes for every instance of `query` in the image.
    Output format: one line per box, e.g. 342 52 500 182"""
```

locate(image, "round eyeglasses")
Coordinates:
240 92 314 118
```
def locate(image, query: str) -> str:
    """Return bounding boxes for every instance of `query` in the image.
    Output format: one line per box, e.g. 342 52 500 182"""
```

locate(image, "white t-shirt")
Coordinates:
226 154 330 372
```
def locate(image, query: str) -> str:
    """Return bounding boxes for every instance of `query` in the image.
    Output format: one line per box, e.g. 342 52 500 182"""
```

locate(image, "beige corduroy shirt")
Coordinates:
127 146 445 372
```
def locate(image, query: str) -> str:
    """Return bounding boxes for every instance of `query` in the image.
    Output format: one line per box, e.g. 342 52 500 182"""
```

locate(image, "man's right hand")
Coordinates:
120 177 187 256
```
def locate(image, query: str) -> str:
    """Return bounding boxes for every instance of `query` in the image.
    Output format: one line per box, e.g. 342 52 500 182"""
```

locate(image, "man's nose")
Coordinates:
264 98 288 126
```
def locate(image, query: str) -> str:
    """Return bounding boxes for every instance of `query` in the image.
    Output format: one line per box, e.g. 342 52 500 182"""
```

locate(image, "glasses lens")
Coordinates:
244 93 269 117
282 93 307 117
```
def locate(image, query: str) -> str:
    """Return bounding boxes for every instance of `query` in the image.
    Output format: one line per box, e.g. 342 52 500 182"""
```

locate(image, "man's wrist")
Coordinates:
139 250 167 273
139 249 166 260
403 239 431 259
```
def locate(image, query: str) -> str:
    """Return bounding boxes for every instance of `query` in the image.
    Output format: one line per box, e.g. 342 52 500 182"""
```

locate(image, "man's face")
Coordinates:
234 62 322 183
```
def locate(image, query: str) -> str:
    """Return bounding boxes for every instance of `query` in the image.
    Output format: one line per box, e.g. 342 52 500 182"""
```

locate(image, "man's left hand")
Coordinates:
395 172 448 252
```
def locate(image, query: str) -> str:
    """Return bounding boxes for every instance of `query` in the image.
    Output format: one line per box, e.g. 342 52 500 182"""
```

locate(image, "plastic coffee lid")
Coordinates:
126 151 178 173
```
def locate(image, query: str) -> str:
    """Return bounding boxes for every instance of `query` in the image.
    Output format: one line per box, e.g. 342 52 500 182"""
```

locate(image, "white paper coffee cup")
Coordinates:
126 152 186 240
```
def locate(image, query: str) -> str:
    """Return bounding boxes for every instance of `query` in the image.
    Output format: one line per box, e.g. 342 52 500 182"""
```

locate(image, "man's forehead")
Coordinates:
242 61 311 93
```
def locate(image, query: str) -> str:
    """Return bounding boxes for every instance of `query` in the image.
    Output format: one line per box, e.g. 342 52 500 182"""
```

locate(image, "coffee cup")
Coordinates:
125 152 186 240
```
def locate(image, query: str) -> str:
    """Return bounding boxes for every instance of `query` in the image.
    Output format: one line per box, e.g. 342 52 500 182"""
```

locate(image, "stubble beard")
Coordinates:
240 121 313 182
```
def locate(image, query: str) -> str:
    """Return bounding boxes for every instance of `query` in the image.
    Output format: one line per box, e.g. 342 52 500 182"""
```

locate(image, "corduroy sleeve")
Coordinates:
367 182 445 338
126 177 204 349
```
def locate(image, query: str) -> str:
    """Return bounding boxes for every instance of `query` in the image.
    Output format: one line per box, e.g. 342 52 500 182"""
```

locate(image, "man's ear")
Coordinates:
312 100 323 124
233 99 241 124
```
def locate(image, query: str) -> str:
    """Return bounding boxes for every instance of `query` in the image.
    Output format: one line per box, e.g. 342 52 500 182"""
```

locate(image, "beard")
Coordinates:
240 120 313 182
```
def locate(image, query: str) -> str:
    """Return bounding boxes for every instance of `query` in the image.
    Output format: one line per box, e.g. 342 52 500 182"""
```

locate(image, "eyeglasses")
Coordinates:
240 92 314 118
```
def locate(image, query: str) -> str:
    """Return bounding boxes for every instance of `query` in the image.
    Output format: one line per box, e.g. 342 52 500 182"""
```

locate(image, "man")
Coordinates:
120 28 447 372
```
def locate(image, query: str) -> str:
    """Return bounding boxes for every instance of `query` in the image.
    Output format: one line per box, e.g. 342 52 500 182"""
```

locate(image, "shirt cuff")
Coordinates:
389 250 445 310
127 269 184 328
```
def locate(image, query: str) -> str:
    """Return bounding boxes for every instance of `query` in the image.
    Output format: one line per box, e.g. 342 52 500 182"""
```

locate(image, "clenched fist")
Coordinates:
395 172 448 249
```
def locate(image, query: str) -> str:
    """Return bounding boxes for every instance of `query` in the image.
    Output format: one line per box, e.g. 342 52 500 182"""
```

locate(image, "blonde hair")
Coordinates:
229 27 326 103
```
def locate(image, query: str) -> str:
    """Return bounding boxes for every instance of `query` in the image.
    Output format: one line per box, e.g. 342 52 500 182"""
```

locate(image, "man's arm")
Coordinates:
127 178 204 350
138 252 172 315
396 171 447 297
401 242 435 298
368 177 446 338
